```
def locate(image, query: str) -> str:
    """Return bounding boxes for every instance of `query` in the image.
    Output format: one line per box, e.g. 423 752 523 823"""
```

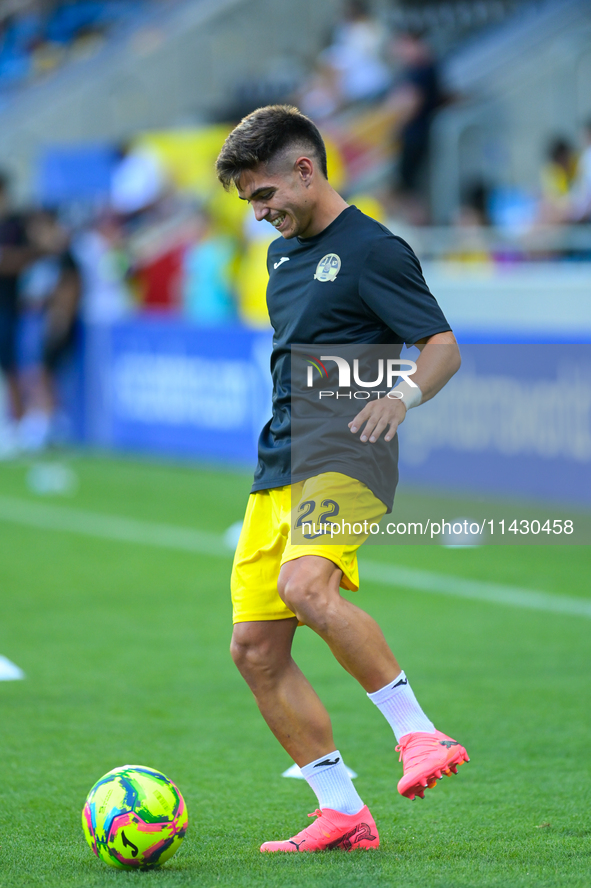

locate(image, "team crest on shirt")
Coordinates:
314 253 341 282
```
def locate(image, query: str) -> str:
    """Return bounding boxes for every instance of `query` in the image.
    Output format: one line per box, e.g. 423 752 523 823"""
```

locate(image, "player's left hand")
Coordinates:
348 396 407 443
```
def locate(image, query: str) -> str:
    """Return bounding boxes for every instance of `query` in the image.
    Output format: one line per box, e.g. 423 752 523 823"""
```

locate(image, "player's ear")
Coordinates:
294 156 314 185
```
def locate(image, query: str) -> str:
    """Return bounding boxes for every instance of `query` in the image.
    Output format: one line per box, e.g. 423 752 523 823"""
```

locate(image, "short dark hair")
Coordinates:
216 105 328 190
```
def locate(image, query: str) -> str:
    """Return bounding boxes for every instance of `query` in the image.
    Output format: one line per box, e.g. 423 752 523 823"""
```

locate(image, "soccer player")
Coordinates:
216 105 468 853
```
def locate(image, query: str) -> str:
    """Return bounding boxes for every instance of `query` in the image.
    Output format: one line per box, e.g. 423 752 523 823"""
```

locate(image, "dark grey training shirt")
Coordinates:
251 205 451 511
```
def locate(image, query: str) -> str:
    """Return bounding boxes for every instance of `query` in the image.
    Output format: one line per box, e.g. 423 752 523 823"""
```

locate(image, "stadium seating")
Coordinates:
432 0 591 221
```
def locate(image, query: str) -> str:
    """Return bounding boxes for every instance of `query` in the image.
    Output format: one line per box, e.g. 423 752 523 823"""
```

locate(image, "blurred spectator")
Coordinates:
110 142 167 218
110 142 194 313
323 1 390 104
447 180 492 263
182 209 237 326
456 179 491 228
540 121 591 224
540 137 578 202
18 208 81 450
565 119 591 223
300 0 390 120
124 200 196 312
387 29 444 222
72 213 131 324
0 171 44 429
298 62 340 122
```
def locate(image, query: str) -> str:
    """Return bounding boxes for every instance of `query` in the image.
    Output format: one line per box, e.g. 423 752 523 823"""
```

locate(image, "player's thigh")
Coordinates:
283 472 386 593
230 489 297 624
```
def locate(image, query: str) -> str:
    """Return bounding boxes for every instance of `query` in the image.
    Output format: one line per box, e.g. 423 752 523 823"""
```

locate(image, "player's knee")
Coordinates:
229 629 255 673
230 625 280 683
278 573 330 626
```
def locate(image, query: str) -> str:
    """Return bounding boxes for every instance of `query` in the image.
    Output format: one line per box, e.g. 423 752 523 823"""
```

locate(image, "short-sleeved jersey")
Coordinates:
251 205 450 510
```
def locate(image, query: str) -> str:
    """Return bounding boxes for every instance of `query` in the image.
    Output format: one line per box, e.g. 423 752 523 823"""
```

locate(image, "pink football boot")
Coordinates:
397 730 470 800
260 806 379 852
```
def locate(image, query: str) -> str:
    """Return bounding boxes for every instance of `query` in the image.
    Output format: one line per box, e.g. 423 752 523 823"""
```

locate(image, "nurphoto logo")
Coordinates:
305 355 418 399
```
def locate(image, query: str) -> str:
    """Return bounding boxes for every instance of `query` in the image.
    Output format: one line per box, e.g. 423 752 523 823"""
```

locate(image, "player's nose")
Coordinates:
253 204 269 222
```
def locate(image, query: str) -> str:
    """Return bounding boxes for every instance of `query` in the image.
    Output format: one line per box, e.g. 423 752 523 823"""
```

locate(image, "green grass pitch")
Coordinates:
0 454 589 887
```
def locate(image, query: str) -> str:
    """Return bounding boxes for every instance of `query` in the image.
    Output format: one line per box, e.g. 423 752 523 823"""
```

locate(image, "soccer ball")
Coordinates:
82 764 188 869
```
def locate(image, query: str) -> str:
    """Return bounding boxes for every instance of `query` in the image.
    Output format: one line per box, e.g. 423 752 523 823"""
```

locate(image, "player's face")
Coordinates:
237 162 314 239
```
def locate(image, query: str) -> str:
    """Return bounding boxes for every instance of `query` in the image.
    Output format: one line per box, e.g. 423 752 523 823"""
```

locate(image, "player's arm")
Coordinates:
349 330 460 443
410 329 461 403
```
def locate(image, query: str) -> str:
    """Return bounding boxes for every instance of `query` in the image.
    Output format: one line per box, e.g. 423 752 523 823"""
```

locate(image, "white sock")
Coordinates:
300 750 364 815
367 671 436 742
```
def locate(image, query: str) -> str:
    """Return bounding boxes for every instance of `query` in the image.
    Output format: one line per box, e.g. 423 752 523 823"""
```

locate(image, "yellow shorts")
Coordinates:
230 472 386 624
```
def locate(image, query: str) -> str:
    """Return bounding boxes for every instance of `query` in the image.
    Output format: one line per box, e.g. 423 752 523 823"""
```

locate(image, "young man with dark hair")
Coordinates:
216 105 468 853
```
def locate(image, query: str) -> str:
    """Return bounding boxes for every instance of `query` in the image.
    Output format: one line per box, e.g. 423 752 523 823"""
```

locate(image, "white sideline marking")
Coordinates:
0 495 589 619
0 495 227 557
0 655 24 680
361 562 591 619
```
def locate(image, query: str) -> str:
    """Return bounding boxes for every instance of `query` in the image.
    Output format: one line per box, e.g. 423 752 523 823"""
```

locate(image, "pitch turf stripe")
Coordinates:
0 495 589 619
0 494 227 557
361 561 591 619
